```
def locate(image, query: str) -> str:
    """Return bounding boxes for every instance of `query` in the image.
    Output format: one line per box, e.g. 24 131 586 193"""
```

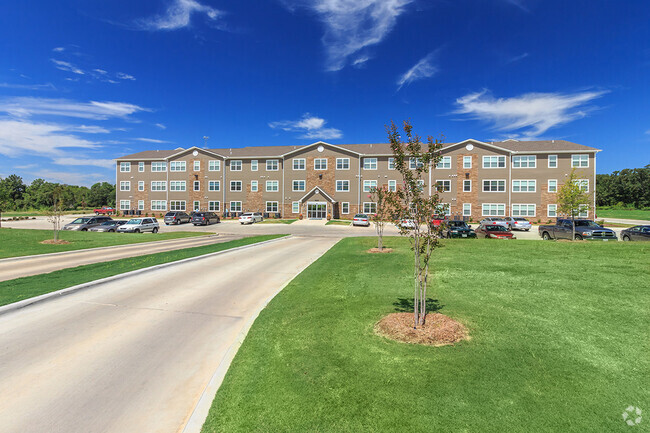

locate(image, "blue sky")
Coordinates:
0 0 648 185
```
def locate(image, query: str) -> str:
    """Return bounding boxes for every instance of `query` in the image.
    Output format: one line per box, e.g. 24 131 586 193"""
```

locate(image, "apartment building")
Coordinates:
115 139 599 220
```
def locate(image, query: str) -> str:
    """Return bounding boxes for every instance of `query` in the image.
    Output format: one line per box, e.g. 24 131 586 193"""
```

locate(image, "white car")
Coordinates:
504 217 532 231
352 213 370 227
479 217 509 228
116 217 160 233
398 219 417 229
239 212 264 224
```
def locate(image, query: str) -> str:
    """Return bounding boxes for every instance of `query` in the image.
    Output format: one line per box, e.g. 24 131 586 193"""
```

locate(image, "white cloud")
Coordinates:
51 59 85 75
283 0 412 71
155 123 167 130
454 89 608 139
0 82 57 91
506 52 529 64
397 52 438 90
0 97 148 120
269 113 343 140
52 47 66 52
33 169 105 186
116 72 136 81
0 119 99 158
66 125 111 134
135 137 170 143
139 0 223 31
52 157 115 170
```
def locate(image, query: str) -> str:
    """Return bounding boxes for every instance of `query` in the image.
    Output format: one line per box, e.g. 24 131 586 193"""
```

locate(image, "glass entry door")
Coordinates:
307 203 327 219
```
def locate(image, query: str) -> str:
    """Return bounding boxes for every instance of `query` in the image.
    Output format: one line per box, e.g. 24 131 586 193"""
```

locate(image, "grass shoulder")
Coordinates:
257 219 297 224
597 207 650 221
325 219 351 226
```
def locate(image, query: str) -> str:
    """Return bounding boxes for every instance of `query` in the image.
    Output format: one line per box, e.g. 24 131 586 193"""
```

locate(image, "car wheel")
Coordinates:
109 229 114 233
165 223 170 225
485 234 490 239
623 235 630 242
152 227 158 233
95 212 100 215
574 234 583 241
525 228 530 231
134 229 140 233
81 228 88 231
542 232 551 241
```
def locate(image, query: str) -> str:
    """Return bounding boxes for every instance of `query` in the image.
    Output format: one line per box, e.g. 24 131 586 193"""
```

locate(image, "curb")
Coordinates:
0 235 291 317
180 238 340 433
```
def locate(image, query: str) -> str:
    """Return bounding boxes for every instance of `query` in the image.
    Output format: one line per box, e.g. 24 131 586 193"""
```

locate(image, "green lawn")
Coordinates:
597 208 650 221
258 219 297 224
0 208 95 217
0 228 208 259
0 234 285 307
325 219 351 226
202 237 649 432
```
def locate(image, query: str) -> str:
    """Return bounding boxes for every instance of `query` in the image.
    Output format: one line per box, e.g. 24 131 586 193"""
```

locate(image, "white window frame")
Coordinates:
579 205 589 218
363 180 377 192
336 180 349 192
436 180 451 192
336 158 350 170
208 160 221 171
292 202 300 213
436 156 451 169
512 180 536 193
547 204 557 218
512 204 536 217
388 157 395 170
138 200 144 211
463 180 471 192
548 155 558 168
193 180 200 191
314 158 327 170
151 162 167 172
150 200 167 211
483 179 506 192
388 180 397 192
193 201 200 211
571 154 589 168
482 155 506 169
251 160 258 171
119 200 130 210
138 181 144 192
463 203 471 217
266 159 279 171
410 157 425 170
230 201 242 212
230 160 242 171
230 181 242 192
251 180 258 192
208 180 220 192
170 200 186 211
341 202 350 214
170 181 186 192
363 202 377 214
170 161 186 172
576 179 589 192
482 203 506 217
266 180 279 192
548 179 557 193
120 181 130 191
512 155 536 168
266 201 279 213
293 158 306 170
138 162 144 172
209 201 220 212
193 160 200 171
463 156 472 169
120 162 131 172
293 180 306 192
363 158 377 170
151 181 166 191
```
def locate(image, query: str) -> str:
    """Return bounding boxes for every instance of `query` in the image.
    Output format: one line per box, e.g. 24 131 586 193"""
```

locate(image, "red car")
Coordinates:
430 214 446 228
94 206 115 215
475 224 515 239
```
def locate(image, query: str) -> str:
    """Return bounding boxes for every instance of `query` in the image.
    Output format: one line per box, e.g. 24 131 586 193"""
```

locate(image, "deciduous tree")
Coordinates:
557 168 592 240
368 186 394 251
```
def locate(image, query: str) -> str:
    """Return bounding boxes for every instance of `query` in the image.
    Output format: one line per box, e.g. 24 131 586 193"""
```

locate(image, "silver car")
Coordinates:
239 212 263 224
504 217 532 231
63 216 113 231
479 217 509 228
116 218 160 233
88 220 128 232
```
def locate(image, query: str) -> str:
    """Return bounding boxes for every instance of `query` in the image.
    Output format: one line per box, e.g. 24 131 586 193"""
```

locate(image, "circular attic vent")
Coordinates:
317 145 324 152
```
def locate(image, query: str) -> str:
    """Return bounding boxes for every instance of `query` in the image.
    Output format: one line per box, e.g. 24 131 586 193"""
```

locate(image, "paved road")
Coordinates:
0 234 242 282
0 235 338 433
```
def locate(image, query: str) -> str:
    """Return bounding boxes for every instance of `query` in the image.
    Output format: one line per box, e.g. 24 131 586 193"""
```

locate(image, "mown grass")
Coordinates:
0 228 208 259
0 234 286 307
0 208 95 217
597 208 650 221
325 219 351 226
202 237 649 433
258 219 297 224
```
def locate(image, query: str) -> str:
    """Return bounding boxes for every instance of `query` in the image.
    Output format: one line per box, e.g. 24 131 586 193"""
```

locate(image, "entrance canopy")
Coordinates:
297 186 337 204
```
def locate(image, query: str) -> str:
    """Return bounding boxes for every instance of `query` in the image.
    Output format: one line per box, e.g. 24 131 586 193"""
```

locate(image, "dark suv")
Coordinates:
191 212 221 226
164 211 191 225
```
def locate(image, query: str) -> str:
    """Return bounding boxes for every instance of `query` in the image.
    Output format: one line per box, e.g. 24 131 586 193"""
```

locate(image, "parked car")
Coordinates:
192 212 220 226
538 219 617 241
352 213 370 227
620 225 650 241
93 206 115 215
88 220 127 232
164 211 191 225
63 216 113 231
398 219 417 229
479 217 509 228
239 212 264 224
504 217 532 231
476 224 515 239
430 214 446 229
116 217 159 233
443 220 476 238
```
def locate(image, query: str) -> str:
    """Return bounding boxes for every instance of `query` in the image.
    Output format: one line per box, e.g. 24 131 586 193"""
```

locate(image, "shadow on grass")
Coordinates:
393 297 443 313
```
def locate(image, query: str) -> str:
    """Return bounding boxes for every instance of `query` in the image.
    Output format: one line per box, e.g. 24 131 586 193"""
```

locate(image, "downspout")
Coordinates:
165 158 169 211
282 156 285 217
223 158 227 214
593 152 597 219
508 153 512 216
357 156 361 212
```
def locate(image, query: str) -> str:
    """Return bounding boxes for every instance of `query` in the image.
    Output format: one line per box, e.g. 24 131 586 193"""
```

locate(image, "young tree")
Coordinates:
369 186 394 251
557 168 592 240
45 187 64 242
385 120 444 328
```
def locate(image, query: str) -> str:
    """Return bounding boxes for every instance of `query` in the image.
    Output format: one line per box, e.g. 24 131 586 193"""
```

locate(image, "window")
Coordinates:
483 180 506 192
512 204 536 217
336 180 349 192
547 204 557 218
548 155 558 168
193 161 200 171
436 180 451 192
576 179 589 192
151 162 167 172
209 201 220 212
314 158 327 170
388 180 397 192
463 180 471 192
548 179 557 193
208 160 221 171
266 201 279 213
120 162 131 172
463 156 472 169
293 158 305 170
170 200 186 211
266 180 279 192
483 156 506 168
138 181 144 192
363 158 377 170
230 181 242 192
251 160 258 171
170 181 186 191
292 202 300 213
138 200 144 211
336 158 350 170
193 181 200 191
363 202 377 214
266 159 279 171
170 161 186 172
463 203 471 216
208 181 220 191
138 162 144 172
482 203 505 216
251 180 258 192
193 201 200 211
120 181 130 191
512 180 536 192
363 180 377 192
151 181 166 191
341 202 350 214
572 154 589 168
388 157 395 170
230 160 242 171
120 200 130 210
436 156 451 169
230 201 242 212
579 205 589 218
417 180 425 192
513 155 536 168
151 200 166 211
293 180 306 192
410 157 424 169
440 203 451 216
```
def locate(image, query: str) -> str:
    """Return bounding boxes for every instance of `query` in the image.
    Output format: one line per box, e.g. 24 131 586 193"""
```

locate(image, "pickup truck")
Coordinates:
538 219 617 241
93 206 115 215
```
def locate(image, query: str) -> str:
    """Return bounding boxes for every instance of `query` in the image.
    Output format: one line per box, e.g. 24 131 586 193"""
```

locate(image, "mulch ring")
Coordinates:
375 312 469 346
367 247 393 254
40 239 71 245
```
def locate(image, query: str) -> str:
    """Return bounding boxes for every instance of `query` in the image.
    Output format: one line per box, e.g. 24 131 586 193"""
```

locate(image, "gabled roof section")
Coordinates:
166 146 225 159
116 149 177 161
297 186 337 203
492 139 600 153
440 139 512 153
281 141 362 157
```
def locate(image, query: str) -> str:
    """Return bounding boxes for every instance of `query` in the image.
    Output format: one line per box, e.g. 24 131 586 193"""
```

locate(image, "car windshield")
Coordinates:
194 213 205 217
165 212 176 216
448 221 467 228
241 213 252 216
355 214 368 218
71 217 91 224
574 220 601 227
514 218 527 221
485 225 507 231
100 221 116 226
126 219 142 225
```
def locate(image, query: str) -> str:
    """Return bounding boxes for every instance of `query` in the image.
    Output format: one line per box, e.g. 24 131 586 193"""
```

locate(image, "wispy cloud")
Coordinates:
506 52 529 64
269 113 342 140
0 82 57 91
32 169 105 186
116 72 136 81
155 123 167 130
138 0 223 31
52 157 115 170
134 137 170 143
454 89 608 139
51 59 85 75
50 50 136 83
0 97 148 120
282 0 412 71
0 119 99 157
397 52 438 91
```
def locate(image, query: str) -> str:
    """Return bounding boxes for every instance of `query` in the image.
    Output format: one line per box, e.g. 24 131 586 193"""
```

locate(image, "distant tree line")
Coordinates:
0 174 115 211
596 164 650 209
